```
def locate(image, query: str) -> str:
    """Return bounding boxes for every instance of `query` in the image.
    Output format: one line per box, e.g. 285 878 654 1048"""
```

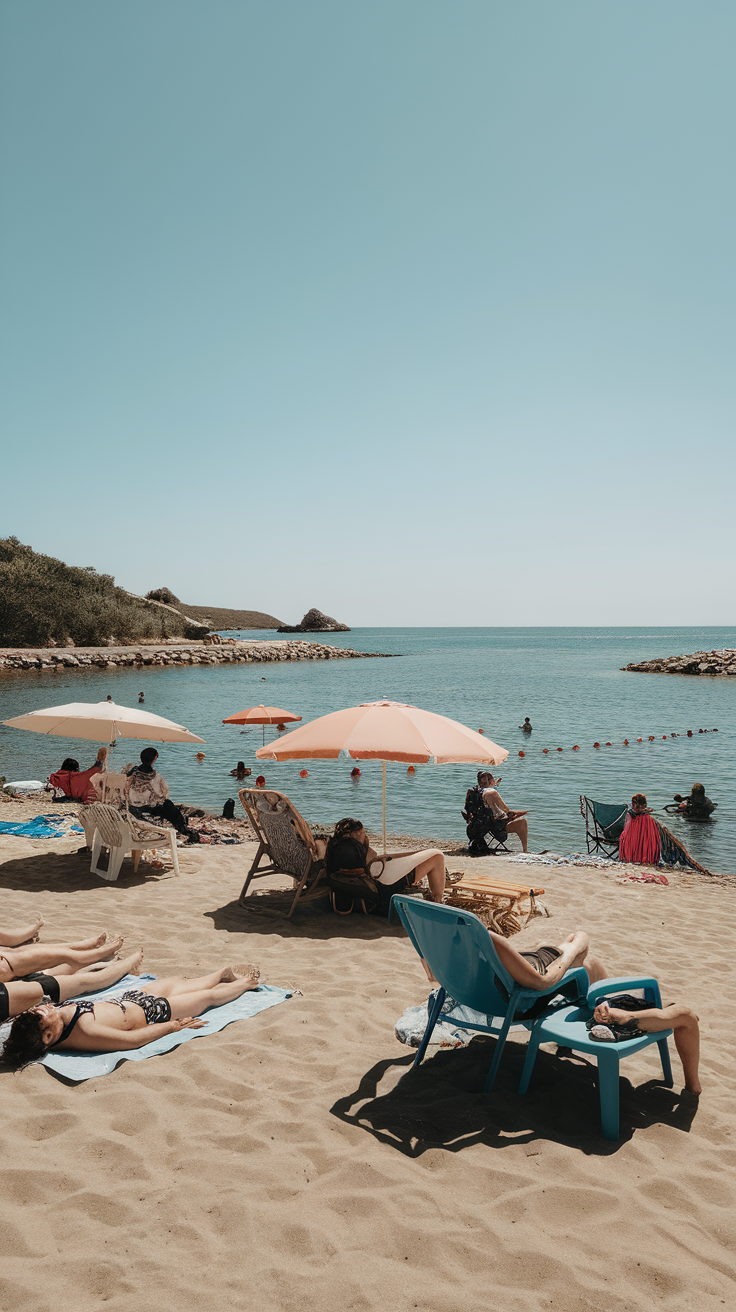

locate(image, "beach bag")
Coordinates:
327 864 382 916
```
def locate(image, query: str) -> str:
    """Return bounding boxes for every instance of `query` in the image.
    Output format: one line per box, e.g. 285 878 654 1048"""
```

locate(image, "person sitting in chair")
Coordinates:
325 818 446 905
49 749 108 803
125 749 199 843
463 771 529 854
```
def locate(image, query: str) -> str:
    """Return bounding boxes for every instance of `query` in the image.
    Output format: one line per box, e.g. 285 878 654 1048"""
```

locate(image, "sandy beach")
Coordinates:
0 816 734 1312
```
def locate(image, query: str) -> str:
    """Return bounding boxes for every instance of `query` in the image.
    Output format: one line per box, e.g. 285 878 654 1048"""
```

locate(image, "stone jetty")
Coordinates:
0 639 393 673
622 649 736 676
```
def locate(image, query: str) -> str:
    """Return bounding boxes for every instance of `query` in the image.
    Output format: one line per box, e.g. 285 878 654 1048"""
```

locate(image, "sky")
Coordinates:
1 1 734 626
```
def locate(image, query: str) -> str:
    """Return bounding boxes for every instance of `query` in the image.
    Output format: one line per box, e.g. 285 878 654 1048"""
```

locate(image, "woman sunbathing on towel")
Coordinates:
0 933 125 984
2 965 261 1069
0 949 145 1023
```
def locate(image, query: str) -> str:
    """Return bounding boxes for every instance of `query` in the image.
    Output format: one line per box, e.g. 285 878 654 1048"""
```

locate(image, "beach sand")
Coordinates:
0 821 733 1312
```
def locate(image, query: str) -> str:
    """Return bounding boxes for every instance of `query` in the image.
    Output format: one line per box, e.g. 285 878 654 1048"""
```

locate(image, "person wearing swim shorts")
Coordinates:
0 950 145 1023
2 965 262 1068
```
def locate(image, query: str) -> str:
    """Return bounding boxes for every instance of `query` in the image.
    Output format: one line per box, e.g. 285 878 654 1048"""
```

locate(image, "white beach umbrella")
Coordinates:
3 700 204 747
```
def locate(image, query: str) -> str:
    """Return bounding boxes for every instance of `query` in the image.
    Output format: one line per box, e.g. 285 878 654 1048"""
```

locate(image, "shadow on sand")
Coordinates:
0 849 175 893
330 1039 698 1157
206 892 408 942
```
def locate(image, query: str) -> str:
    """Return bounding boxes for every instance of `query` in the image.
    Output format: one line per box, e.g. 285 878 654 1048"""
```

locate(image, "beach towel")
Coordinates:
36 973 292 1081
0 814 84 839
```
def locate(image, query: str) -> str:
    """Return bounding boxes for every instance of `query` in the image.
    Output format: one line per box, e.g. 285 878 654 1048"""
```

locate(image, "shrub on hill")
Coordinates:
145 587 180 605
0 538 200 647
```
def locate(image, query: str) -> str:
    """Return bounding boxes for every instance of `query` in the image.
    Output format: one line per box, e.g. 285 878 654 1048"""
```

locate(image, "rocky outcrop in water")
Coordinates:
623 650 736 676
277 608 350 633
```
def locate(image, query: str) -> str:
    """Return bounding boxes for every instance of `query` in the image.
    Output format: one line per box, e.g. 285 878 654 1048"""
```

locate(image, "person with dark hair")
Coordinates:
125 749 199 843
0 948 143 1024
325 818 446 904
673 784 717 819
618 794 661 865
230 761 249 778
1 964 261 1070
463 771 529 855
49 747 108 803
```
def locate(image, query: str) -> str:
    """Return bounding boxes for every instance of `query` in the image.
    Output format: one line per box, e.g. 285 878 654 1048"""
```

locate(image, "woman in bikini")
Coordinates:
2 965 262 1069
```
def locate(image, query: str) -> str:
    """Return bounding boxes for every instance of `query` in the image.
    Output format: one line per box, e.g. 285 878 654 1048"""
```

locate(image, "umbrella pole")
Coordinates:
382 760 386 856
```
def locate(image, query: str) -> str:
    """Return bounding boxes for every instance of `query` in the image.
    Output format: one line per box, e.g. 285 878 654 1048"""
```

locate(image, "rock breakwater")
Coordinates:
623 649 736 676
0 639 393 673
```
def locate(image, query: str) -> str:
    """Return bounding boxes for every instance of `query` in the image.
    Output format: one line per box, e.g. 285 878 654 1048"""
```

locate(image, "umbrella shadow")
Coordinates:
330 1038 698 1156
0 849 176 893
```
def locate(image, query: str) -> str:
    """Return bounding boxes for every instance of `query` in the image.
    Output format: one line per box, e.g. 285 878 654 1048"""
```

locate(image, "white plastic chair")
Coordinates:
85 803 180 882
78 773 129 850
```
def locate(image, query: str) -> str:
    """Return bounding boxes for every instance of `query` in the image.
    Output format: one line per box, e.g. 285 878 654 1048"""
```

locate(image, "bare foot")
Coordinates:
98 935 124 959
231 964 261 989
2 919 46 947
594 1003 637 1026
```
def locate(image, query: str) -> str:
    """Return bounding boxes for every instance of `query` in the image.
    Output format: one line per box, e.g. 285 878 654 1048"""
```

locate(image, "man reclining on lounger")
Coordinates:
2 964 261 1070
421 929 702 1094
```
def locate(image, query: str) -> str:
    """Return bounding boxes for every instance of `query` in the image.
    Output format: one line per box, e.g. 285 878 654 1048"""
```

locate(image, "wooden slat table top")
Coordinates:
452 876 545 898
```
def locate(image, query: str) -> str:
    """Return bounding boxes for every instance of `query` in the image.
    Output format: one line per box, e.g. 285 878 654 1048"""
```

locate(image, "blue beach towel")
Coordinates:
0 814 84 839
38 974 292 1081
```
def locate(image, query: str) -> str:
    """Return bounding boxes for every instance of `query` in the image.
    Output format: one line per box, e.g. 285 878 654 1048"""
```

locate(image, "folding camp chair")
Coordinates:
580 796 628 856
238 789 325 917
389 897 589 1093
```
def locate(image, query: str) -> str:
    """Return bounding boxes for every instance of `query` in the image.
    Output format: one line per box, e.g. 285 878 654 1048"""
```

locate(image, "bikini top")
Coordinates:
52 996 127 1046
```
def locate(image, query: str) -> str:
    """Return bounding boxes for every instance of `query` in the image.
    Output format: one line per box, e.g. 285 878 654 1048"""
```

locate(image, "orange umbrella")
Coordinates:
255 699 507 852
222 705 302 746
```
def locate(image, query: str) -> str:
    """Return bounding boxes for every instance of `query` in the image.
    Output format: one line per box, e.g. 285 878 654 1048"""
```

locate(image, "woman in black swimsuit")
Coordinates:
0 950 144 1024
2 964 262 1069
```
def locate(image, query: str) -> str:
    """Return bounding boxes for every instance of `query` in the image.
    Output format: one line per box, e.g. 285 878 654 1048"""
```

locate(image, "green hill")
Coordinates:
0 538 206 647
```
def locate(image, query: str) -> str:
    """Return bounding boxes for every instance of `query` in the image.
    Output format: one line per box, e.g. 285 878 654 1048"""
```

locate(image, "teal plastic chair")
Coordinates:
580 796 628 857
389 897 589 1093
519 976 674 1140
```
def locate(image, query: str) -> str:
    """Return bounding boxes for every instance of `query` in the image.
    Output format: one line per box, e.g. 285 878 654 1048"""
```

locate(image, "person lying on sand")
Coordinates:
594 998 701 1094
2 965 261 1069
0 919 46 947
0 933 124 984
0 950 145 1023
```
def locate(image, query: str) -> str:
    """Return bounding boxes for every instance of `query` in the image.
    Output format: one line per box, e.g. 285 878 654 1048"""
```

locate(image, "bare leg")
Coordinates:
594 1001 701 1094
57 950 144 1002
154 968 261 1017
506 817 528 852
558 933 607 985
1 937 124 977
411 853 446 903
0 919 45 946
146 965 260 997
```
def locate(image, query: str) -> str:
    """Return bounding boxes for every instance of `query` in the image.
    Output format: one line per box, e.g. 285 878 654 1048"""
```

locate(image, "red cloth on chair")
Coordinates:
48 765 101 804
619 811 661 866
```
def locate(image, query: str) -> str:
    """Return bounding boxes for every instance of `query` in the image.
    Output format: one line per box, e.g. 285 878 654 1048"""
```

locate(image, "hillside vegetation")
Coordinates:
0 538 205 647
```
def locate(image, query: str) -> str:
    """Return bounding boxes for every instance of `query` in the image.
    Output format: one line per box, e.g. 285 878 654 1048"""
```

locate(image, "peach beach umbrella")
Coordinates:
222 705 302 746
255 699 507 853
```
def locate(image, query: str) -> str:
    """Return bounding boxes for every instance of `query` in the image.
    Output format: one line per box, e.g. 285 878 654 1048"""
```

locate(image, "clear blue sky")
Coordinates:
2 2 734 625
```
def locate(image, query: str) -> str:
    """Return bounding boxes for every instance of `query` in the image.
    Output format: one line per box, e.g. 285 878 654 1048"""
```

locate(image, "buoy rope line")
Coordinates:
516 728 719 758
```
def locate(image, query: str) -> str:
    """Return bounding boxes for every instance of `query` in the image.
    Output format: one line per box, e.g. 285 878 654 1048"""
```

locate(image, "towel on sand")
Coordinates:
0 814 83 838
38 974 291 1081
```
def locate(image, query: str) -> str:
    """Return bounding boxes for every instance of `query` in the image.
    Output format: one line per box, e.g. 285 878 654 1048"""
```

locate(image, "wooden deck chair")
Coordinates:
580 796 628 857
238 788 325 916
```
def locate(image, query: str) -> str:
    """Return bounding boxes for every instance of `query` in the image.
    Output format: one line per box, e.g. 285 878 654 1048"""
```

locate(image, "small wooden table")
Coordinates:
443 875 546 936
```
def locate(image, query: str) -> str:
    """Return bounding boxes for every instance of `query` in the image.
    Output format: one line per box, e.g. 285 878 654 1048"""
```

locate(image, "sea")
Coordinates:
1 627 734 873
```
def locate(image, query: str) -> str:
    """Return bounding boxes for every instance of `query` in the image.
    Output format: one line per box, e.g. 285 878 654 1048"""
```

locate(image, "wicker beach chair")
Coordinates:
580 796 628 857
238 788 325 916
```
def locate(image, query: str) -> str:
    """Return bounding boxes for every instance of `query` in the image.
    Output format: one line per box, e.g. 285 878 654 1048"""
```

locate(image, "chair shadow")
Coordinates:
330 1038 699 1157
0 850 174 892
206 894 408 942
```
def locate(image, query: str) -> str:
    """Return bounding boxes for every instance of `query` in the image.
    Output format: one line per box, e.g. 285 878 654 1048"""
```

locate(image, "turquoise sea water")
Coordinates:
1 627 734 872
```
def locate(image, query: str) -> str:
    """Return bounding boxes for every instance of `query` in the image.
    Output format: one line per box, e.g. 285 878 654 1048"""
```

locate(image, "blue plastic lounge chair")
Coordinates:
518 976 674 1140
389 897 589 1093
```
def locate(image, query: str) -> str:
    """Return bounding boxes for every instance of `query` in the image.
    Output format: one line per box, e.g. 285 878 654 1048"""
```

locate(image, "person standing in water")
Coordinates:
519 717 532 733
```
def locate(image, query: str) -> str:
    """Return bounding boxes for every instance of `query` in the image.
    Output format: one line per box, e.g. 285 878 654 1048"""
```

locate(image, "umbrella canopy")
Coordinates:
3 700 204 746
255 700 507 851
222 706 302 726
255 700 506 765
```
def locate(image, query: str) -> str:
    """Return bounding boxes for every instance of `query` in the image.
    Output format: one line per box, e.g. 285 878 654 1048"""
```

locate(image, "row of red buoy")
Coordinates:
517 728 718 757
